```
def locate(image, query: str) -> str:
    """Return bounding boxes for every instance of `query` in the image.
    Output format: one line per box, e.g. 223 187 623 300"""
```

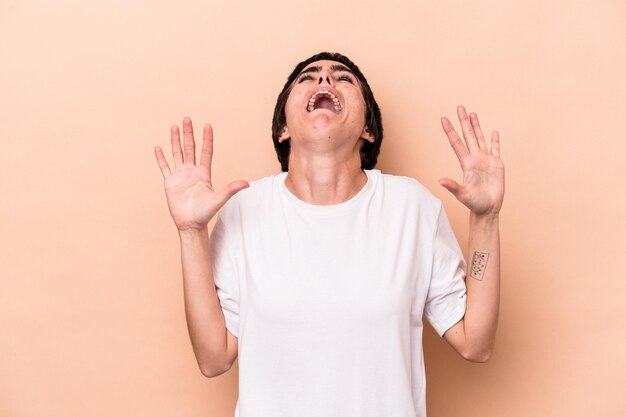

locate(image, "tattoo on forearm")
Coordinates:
470 251 489 281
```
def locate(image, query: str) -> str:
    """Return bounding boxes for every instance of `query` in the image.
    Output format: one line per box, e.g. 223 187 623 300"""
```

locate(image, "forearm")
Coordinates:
179 227 230 375
463 212 501 361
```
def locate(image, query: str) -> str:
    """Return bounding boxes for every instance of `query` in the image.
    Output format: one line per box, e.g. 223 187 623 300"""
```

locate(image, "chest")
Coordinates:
240 210 421 328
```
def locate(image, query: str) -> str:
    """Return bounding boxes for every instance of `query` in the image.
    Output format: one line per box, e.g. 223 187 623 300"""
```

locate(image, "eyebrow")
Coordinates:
296 64 354 78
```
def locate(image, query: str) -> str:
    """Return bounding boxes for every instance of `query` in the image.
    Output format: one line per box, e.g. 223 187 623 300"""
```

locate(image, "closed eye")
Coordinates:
338 74 353 83
297 74 313 83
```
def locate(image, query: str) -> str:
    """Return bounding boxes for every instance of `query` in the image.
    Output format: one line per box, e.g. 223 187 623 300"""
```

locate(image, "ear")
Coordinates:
360 126 375 143
278 126 290 143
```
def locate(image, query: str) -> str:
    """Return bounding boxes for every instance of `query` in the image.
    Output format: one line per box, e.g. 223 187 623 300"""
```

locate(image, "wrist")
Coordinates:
470 211 500 224
178 226 209 240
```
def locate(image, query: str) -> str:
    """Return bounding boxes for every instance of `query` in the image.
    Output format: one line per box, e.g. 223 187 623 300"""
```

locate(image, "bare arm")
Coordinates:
179 227 239 377
154 117 248 377
438 105 505 362
443 213 500 362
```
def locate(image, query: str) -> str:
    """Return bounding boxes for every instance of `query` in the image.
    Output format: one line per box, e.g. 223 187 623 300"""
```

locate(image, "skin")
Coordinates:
154 120 247 376
153 61 505 371
277 60 375 205
438 106 505 362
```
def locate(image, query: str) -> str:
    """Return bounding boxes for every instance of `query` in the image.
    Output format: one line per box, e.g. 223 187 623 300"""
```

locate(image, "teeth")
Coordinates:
307 90 342 112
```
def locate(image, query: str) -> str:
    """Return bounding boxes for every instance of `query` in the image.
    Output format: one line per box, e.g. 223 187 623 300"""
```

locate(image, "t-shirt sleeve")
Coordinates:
209 213 240 338
423 203 467 337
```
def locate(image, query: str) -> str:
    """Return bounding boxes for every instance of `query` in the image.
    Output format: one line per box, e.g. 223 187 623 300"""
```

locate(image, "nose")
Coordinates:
317 70 333 86
318 75 331 85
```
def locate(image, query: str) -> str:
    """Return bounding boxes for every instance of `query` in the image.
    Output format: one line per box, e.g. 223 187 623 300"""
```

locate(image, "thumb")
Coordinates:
215 180 250 207
438 178 461 196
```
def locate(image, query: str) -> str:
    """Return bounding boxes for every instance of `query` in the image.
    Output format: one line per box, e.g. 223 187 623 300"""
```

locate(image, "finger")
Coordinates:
182 116 196 165
441 116 469 162
490 130 500 157
199 123 213 176
170 125 184 166
438 178 462 197
470 112 488 150
214 180 250 207
154 146 172 178
457 105 480 153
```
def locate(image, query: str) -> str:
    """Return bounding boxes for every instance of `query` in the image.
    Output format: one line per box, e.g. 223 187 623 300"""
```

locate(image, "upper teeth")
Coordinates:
307 90 342 112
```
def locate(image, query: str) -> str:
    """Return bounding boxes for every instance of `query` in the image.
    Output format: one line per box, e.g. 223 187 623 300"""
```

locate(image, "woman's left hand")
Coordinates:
439 105 505 216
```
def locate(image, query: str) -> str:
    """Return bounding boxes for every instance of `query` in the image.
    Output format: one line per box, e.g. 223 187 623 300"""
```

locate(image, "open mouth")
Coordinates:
307 90 342 113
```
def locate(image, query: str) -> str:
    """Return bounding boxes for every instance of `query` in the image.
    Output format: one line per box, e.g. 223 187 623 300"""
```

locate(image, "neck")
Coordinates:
284 147 367 206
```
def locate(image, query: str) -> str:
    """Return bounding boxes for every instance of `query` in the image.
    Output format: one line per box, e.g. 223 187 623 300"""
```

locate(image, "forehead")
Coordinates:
302 60 351 70
297 60 355 76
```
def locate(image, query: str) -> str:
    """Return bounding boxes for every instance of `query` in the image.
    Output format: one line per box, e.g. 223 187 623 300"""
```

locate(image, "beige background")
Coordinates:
1 0 625 416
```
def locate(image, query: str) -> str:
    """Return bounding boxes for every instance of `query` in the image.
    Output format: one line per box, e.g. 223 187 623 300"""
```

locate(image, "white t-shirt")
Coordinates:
209 168 467 417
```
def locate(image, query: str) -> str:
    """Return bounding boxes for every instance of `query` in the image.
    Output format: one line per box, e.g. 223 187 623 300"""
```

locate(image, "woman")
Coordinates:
153 52 504 417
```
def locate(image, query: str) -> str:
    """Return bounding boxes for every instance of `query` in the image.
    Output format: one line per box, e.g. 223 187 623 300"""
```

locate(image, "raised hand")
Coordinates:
439 106 505 216
154 117 249 232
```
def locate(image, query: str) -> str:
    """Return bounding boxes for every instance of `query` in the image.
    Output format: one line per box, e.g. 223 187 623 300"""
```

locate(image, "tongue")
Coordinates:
314 96 336 112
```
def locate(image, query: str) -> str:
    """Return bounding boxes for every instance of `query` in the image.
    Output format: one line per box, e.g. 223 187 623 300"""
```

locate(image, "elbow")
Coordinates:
200 357 233 378
463 346 493 363
198 340 238 378
200 367 220 378
200 362 230 378
467 351 492 363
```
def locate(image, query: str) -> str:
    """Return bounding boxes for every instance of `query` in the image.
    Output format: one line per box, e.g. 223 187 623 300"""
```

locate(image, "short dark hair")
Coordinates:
271 52 383 172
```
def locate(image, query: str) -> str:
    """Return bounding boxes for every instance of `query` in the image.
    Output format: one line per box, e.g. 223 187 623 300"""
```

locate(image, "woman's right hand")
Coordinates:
154 117 249 232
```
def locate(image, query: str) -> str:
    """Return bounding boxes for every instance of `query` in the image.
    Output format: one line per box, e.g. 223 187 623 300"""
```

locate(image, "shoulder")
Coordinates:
235 173 277 202
373 169 443 212
216 172 281 223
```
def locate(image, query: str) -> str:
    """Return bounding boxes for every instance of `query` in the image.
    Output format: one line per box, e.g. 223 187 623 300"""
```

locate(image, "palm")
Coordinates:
154 117 249 232
163 164 218 230
439 106 505 215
